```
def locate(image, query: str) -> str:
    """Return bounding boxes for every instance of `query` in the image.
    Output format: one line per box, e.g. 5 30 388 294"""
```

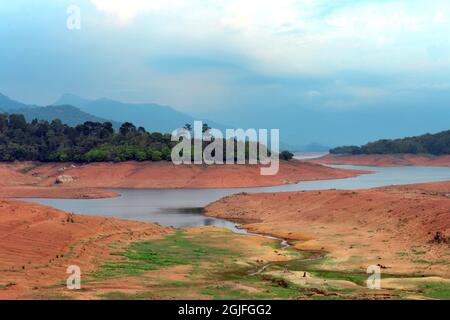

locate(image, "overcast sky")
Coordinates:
1 0 450 139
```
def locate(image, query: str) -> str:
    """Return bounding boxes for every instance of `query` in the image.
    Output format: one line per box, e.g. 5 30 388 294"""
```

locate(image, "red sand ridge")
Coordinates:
0 200 169 299
0 160 367 199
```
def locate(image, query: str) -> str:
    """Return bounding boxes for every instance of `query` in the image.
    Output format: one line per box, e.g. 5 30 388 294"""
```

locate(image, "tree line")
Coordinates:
0 113 294 162
0 113 174 162
330 130 450 155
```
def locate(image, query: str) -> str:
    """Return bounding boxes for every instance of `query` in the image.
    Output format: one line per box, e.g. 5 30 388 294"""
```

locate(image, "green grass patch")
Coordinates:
100 291 155 300
262 241 282 250
201 285 265 300
396 251 409 257
419 283 450 300
310 270 368 286
87 229 436 300
201 275 305 300
92 230 238 279
31 292 73 300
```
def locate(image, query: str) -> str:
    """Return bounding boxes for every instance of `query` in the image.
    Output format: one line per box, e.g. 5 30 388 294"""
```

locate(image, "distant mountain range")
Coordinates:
0 93 118 127
1 92 327 152
1 93 211 133
280 142 331 152
54 94 224 134
0 93 36 110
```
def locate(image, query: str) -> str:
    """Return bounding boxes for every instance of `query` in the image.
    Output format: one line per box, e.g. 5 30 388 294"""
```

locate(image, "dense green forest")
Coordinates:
330 130 450 155
0 113 291 162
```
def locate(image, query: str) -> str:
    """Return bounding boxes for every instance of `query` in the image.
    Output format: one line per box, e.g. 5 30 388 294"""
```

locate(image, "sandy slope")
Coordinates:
205 182 450 276
0 200 170 299
0 160 367 199
0 172 448 299
307 154 450 167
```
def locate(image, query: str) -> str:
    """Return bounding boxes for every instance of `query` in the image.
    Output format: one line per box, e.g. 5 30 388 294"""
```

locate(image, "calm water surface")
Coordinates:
25 164 450 231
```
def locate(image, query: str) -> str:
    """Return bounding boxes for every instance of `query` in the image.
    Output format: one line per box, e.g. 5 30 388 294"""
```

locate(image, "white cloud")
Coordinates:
433 10 448 25
90 0 450 75
220 0 306 32
305 90 321 98
90 0 182 23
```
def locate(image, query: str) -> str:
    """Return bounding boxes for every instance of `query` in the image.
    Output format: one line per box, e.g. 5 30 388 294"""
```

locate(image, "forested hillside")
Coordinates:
330 130 450 155
0 113 286 162
0 113 173 162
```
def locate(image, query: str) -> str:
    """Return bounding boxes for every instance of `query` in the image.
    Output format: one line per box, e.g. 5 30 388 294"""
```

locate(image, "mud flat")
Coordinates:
0 200 170 299
0 161 366 199
1 188 449 300
307 154 450 167
205 181 450 280
0 200 357 300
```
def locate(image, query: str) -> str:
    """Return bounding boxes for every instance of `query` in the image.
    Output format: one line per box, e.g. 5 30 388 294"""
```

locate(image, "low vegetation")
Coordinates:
92 230 237 279
85 230 450 300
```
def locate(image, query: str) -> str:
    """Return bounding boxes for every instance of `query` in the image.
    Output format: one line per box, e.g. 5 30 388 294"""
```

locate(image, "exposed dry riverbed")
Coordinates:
1 160 450 299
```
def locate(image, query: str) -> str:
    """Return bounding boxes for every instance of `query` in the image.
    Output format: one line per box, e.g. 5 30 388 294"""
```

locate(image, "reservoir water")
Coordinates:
24 163 450 231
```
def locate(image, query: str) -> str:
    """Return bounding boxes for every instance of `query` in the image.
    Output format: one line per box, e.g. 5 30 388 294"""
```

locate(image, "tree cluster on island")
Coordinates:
330 130 450 155
0 114 294 162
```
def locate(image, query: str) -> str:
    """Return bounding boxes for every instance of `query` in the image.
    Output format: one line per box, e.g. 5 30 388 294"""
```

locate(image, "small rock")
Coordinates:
430 231 448 244
55 175 74 184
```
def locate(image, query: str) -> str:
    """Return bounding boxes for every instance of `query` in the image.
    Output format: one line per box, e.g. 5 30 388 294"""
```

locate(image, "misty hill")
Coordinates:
16 105 120 128
211 99 450 148
55 94 222 133
0 93 36 110
0 93 119 127
281 142 331 152
330 129 450 155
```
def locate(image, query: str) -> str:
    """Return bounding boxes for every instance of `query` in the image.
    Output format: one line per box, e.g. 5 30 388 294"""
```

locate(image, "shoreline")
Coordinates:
1 176 449 299
204 180 450 278
0 199 172 299
1 157 449 299
306 153 450 167
0 160 368 199
0 159 371 298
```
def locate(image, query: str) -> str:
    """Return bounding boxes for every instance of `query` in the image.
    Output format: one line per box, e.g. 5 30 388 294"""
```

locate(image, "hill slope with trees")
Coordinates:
0 113 285 163
0 113 174 162
330 130 450 155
